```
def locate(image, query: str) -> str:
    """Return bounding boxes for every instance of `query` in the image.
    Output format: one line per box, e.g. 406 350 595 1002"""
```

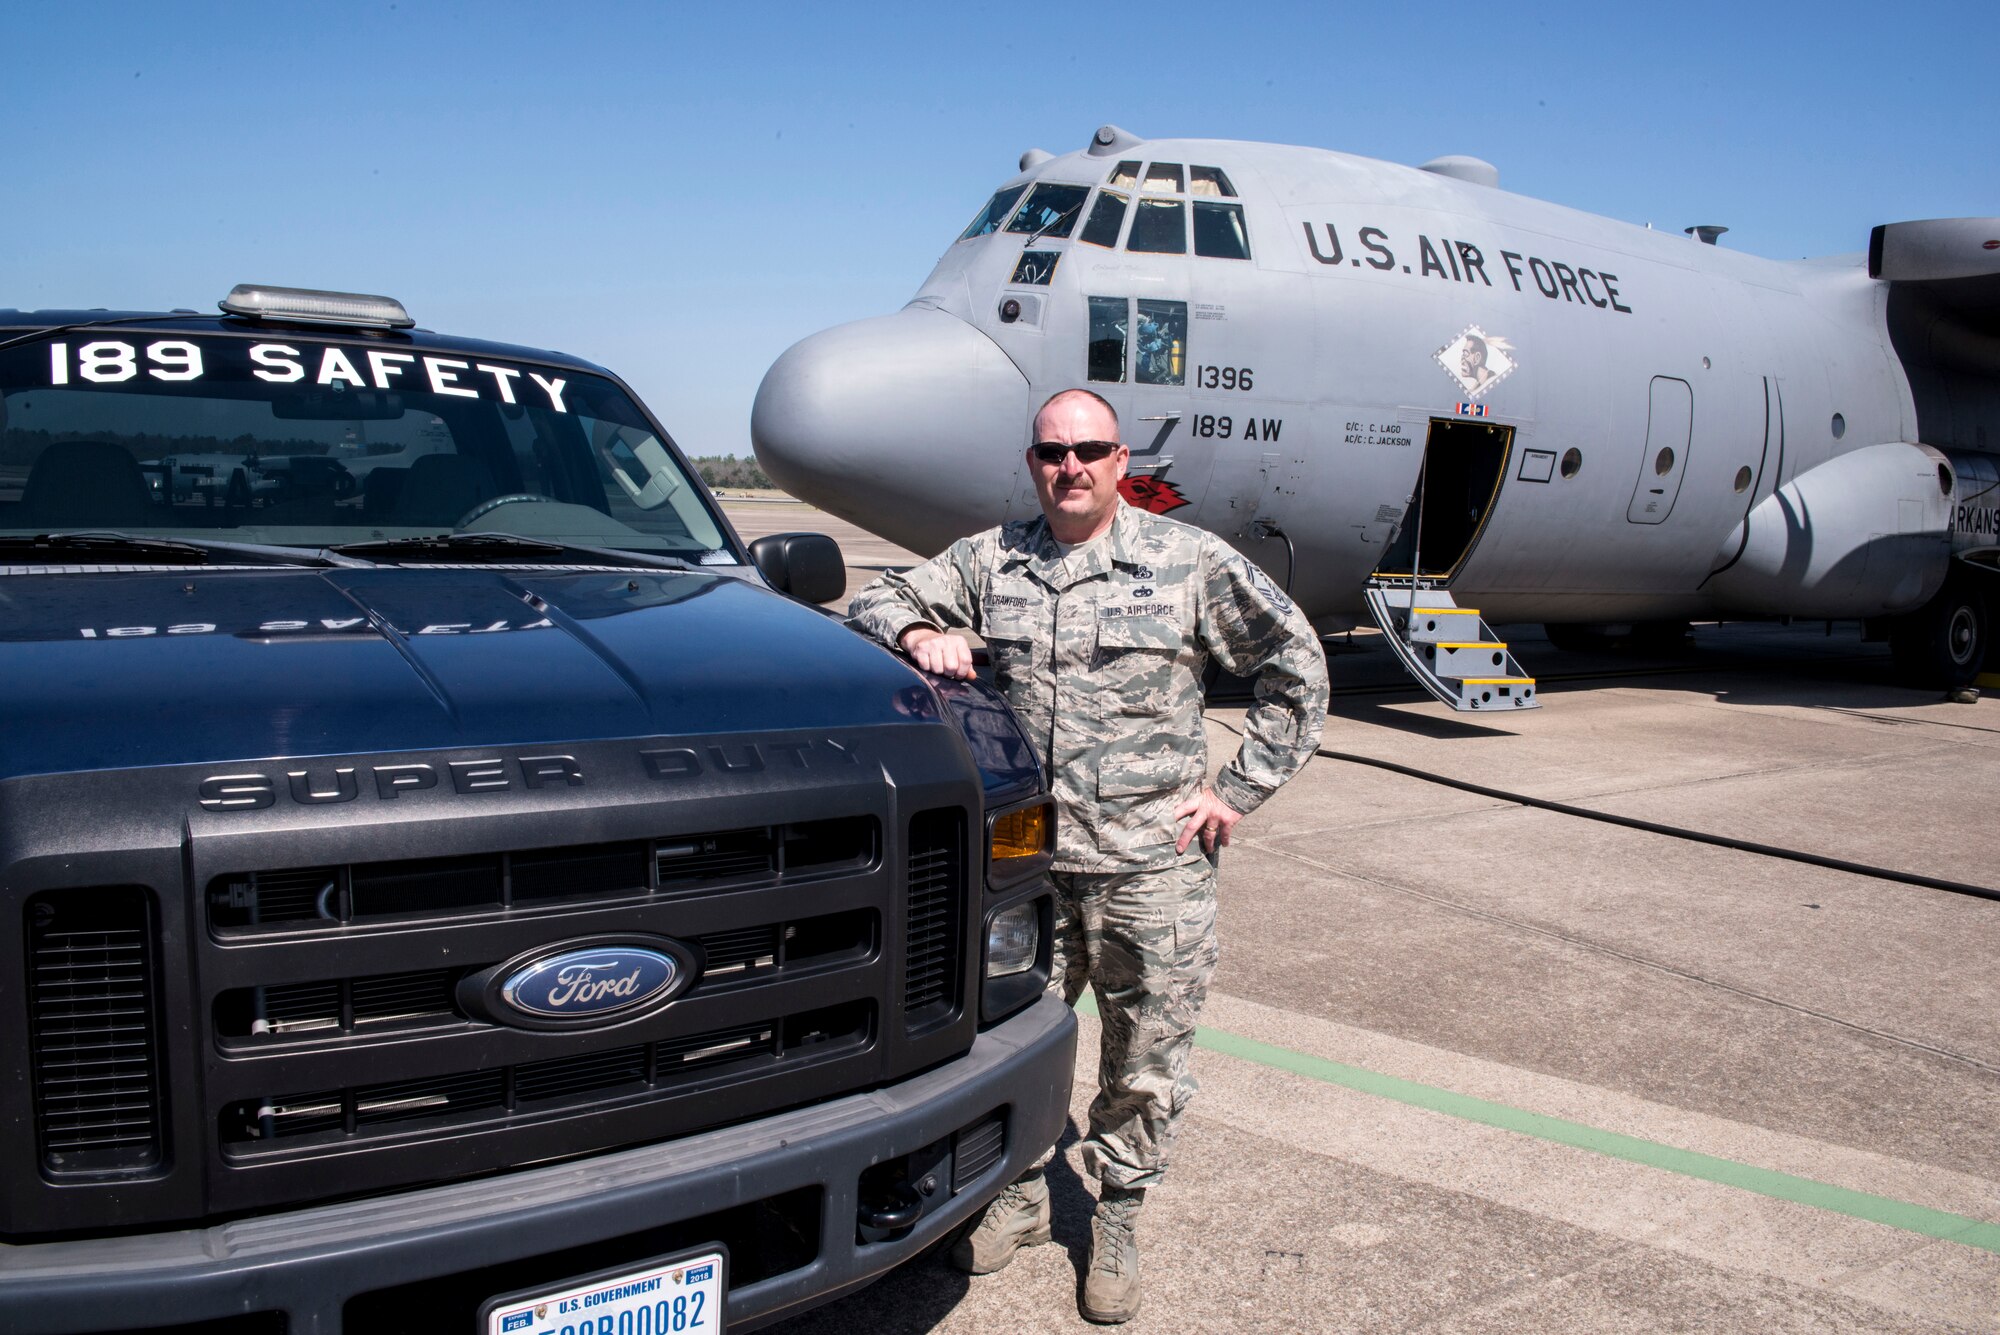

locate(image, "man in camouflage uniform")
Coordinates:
848 388 1327 1323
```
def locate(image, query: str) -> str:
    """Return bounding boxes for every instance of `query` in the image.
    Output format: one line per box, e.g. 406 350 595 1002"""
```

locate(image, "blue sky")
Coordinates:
7 2 1995 457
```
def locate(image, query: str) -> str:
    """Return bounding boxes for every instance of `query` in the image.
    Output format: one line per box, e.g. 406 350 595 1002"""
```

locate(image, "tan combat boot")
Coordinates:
948 1168 1052 1274
1080 1183 1144 1323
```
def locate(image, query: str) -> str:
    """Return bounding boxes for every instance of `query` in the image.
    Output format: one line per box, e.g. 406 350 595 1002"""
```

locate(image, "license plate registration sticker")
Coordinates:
483 1247 727 1335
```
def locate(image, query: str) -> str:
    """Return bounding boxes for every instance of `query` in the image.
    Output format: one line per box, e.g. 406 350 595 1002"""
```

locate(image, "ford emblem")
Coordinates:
461 935 702 1030
504 948 677 1019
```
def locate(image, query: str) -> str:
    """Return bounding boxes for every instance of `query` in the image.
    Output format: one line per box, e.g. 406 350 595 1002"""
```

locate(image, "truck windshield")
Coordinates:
0 331 732 560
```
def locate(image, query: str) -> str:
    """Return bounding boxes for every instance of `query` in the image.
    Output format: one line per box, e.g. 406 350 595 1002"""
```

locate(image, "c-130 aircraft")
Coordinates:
752 124 1999 706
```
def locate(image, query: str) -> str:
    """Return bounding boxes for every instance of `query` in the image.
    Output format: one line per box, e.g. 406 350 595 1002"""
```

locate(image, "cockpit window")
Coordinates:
1192 201 1251 259
1087 297 1127 383
1108 160 1141 189
1127 198 1187 254
960 186 1027 241
1078 190 1129 248
1134 301 1187 385
1085 296 1188 386
1006 183 1090 238
1011 251 1060 286
1190 166 1236 198
1142 163 1184 193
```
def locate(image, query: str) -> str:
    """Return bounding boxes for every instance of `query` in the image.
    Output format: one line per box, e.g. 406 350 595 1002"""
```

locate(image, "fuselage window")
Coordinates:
1127 198 1187 254
1142 163 1184 193
1192 201 1251 259
959 186 1027 241
1189 166 1236 198
1079 190 1129 248
1087 296 1128 383
1108 160 1142 189
1134 300 1187 386
1007 183 1090 238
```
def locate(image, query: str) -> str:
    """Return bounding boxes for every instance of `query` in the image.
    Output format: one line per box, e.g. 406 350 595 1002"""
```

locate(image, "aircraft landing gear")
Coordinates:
1890 570 1990 690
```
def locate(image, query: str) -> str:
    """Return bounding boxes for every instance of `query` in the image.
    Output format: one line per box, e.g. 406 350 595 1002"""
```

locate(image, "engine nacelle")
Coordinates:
1707 442 1955 617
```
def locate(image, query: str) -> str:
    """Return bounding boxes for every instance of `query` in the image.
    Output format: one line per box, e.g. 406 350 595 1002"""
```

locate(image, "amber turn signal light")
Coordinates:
990 803 1051 859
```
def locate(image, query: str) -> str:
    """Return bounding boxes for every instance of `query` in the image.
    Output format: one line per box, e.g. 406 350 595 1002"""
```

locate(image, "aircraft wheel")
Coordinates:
1889 572 1988 690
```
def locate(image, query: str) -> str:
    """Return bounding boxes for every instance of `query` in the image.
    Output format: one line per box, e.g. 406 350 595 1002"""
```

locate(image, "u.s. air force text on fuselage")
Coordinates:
1299 222 1632 313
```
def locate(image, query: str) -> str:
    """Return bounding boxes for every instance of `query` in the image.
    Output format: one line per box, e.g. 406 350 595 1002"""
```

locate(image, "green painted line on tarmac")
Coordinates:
1071 992 2000 1254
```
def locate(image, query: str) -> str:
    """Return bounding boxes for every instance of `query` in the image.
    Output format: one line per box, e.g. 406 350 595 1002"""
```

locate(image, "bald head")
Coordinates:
1027 387 1128 543
1033 387 1119 438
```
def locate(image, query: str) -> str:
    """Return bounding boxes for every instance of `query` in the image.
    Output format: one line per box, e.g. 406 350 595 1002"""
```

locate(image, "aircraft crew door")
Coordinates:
1375 418 1514 581
1627 377 1694 523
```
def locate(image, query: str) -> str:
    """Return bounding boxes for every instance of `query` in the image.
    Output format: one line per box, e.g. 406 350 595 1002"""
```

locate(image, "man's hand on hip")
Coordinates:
1174 786 1244 855
899 626 976 680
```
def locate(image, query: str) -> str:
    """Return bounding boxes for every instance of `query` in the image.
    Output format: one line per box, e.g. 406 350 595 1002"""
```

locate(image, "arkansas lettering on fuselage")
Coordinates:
753 124 2000 689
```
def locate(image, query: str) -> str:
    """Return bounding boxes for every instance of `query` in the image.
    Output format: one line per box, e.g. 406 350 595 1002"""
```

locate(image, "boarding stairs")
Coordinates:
1363 581 1539 712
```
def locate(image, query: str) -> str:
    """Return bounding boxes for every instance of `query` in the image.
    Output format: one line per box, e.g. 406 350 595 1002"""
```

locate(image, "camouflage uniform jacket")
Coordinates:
848 504 1329 872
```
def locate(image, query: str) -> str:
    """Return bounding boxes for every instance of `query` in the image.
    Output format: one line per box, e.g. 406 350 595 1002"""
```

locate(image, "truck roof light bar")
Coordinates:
219 283 414 330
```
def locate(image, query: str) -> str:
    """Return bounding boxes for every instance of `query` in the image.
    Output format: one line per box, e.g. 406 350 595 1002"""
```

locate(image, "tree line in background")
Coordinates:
691 455 774 490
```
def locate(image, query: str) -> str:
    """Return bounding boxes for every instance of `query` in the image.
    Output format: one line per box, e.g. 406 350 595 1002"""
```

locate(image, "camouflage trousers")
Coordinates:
1033 857 1220 1190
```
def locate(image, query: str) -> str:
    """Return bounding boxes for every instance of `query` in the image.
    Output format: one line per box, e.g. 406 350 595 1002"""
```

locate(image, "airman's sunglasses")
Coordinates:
1031 441 1121 464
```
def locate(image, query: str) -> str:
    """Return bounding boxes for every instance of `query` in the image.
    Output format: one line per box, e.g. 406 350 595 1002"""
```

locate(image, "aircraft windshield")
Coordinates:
1006 183 1090 238
1078 190 1128 248
1128 198 1187 254
0 331 731 559
960 185 1027 241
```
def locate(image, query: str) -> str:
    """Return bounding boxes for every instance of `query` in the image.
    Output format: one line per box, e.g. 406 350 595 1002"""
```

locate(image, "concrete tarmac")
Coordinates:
722 500 2000 1334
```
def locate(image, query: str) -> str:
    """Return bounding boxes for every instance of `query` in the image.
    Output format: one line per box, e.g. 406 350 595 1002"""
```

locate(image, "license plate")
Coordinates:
481 1246 727 1335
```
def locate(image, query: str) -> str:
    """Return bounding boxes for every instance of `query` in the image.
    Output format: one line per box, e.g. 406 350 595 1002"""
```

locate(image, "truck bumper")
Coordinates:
0 995 1077 1335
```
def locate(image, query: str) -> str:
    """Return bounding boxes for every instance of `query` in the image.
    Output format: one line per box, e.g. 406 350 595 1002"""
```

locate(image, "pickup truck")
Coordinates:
0 285 1075 1334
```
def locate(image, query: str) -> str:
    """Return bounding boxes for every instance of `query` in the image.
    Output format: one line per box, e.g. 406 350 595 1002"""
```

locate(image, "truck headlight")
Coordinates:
985 902 1040 978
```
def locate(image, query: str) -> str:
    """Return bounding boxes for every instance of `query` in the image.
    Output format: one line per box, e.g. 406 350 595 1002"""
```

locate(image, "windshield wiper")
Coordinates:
329 532 569 560
0 532 335 567
328 532 701 571
0 532 214 564
1019 201 1083 249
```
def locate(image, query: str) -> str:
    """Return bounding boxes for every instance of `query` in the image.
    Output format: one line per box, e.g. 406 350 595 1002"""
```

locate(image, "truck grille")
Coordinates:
223 1003 872 1149
207 817 879 931
26 887 165 1176
211 910 877 1042
904 808 966 1021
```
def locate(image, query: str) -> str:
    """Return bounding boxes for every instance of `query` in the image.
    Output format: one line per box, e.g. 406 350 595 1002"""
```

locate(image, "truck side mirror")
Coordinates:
749 532 847 605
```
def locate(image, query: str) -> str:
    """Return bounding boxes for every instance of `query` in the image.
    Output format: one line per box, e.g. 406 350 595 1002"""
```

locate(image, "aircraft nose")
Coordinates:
752 309 1030 556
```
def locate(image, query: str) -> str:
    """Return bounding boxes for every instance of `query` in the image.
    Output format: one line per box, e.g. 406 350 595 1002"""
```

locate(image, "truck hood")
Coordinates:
0 567 937 779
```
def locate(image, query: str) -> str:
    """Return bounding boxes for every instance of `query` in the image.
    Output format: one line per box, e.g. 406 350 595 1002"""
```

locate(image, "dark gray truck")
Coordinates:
0 286 1074 1334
